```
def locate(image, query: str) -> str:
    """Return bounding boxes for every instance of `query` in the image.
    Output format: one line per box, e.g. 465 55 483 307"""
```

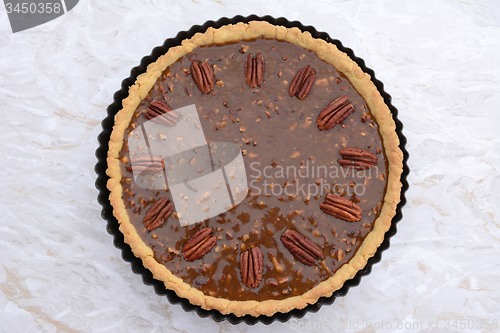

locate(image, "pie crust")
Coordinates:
106 21 403 317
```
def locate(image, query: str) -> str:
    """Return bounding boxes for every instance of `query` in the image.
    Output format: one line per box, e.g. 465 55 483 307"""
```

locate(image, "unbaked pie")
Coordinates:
106 21 403 317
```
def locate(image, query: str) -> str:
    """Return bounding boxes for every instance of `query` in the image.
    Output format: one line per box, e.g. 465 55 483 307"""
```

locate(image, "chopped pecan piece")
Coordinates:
280 229 322 266
244 53 265 88
182 228 217 261
143 197 174 231
316 95 355 131
190 61 214 94
289 65 316 100
338 147 377 170
320 193 362 222
240 247 264 288
126 154 164 175
145 100 178 127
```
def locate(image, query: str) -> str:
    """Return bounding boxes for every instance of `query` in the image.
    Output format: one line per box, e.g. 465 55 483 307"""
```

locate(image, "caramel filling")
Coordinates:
118 38 387 301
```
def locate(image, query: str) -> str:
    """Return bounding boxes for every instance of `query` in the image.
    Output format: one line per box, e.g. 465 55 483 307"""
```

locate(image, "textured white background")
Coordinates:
1 0 499 332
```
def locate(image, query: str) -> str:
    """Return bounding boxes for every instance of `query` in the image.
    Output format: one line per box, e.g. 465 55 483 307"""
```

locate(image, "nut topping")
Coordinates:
244 53 265 88
338 147 377 170
126 154 165 175
145 100 178 127
280 229 322 266
320 193 362 222
190 61 214 94
143 197 174 231
289 65 316 100
182 228 217 261
240 247 264 288
316 95 355 131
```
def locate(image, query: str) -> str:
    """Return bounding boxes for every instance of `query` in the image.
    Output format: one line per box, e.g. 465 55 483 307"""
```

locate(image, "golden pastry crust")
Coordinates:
106 20 403 317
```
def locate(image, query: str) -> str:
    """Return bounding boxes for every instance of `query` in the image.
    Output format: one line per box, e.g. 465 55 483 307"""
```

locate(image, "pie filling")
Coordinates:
118 38 388 301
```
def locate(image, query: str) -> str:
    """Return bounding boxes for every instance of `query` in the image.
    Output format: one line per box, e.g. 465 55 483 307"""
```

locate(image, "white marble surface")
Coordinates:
1 0 499 332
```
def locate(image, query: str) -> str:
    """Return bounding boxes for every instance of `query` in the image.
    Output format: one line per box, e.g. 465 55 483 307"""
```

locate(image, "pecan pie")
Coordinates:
106 21 403 317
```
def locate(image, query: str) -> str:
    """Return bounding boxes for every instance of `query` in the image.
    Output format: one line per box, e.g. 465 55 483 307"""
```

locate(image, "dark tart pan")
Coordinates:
95 14 409 325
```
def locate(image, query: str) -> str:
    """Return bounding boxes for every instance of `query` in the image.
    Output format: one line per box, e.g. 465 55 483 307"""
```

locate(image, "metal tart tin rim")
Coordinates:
94 14 410 325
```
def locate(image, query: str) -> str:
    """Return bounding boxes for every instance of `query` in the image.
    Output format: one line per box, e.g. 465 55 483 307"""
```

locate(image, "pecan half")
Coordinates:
182 228 217 261
190 61 214 94
316 95 355 131
145 100 178 127
320 193 362 222
289 65 316 100
126 154 164 175
143 197 174 231
280 229 322 266
244 53 265 88
338 147 377 170
240 247 264 288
